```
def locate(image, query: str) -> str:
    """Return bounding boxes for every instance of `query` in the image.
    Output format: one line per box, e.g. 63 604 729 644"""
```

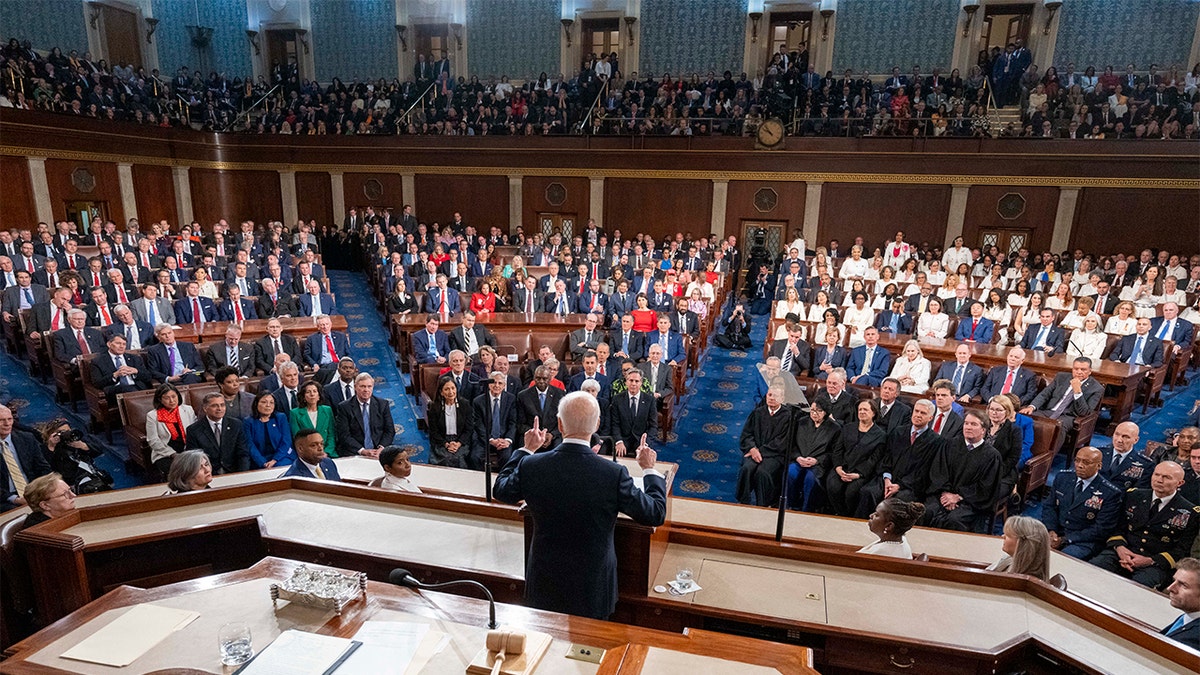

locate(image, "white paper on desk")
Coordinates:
60 604 199 667
336 622 429 675
237 630 357 675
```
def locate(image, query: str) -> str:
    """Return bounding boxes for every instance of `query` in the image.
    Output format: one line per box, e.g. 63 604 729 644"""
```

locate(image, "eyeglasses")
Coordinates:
48 489 75 500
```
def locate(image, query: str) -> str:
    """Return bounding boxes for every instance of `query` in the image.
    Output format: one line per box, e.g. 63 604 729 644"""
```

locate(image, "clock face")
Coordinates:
757 118 784 147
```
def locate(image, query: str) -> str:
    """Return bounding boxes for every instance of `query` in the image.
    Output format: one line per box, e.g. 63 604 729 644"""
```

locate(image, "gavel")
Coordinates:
485 630 527 675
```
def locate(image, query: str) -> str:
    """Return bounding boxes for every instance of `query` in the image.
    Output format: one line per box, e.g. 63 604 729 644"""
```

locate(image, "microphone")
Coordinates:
389 568 498 629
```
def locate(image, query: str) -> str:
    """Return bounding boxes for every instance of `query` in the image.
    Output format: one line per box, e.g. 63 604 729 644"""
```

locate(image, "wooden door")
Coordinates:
979 228 1031 256
581 19 620 66
538 213 577 241
65 201 107 227
266 30 302 82
101 4 142 68
414 24 449 64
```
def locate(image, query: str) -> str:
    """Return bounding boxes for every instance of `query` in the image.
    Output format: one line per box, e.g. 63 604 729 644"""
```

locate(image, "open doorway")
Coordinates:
980 3 1033 54
65 200 108 227
98 3 143 69
265 29 302 84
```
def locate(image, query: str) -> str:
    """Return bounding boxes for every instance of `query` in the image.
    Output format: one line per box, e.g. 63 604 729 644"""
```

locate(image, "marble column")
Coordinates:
279 170 298 225
802 182 823 245
26 157 53 224
116 163 138 224
711 179 729 237
330 172 346 226
508 175 523 234
945 185 970 248
171 166 193 225
401 172 416 210
589 177 604 226
1051 187 1079 252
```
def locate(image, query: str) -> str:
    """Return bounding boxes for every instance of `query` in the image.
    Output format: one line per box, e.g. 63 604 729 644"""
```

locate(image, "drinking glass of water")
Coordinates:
675 567 694 590
218 622 253 666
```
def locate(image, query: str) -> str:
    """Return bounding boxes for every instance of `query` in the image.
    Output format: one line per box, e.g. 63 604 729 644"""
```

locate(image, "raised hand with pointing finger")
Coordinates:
635 433 656 470
524 416 549 451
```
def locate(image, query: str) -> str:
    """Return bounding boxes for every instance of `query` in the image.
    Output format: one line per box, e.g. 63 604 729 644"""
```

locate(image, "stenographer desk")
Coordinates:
11 461 1197 674
0 557 815 674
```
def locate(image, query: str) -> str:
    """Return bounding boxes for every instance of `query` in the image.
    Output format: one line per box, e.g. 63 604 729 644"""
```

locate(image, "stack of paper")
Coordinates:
61 604 200 667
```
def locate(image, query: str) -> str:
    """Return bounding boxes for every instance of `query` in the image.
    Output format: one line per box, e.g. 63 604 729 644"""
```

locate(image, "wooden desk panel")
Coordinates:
1 558 815 674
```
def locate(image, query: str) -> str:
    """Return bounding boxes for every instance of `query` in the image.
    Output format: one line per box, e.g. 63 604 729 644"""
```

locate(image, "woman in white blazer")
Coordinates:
146 384 198 475
890 340 932 393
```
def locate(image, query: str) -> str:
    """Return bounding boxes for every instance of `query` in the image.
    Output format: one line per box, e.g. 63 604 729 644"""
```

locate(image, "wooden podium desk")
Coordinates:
167 316 349 343
0 557 815 674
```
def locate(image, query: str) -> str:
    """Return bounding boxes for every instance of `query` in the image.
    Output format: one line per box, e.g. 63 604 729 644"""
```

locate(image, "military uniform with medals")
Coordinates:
1090 488 1200 588
1040 471 1122 559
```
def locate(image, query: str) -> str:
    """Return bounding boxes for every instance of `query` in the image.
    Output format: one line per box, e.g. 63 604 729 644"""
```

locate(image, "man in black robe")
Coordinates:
736 385 794 506
922 409 1001 533
856 399 942 518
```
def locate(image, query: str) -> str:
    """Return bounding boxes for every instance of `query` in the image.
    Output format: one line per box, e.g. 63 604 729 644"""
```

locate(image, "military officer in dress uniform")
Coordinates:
1041 447 1123 560
1098 421 1155 490
1090 461 1200 588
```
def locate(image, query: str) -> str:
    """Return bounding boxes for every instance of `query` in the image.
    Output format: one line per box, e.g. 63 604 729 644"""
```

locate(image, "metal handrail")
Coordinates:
223 84 280 131
575 77 610 133
397 79 439 127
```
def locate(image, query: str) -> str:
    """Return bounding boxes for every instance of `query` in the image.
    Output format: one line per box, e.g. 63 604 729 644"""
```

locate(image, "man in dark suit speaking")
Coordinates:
493 392 667 620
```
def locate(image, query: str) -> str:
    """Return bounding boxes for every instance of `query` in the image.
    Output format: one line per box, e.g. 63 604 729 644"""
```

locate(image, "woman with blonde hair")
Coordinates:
890 340 931 393
987 516 1051 581
1067 315 1107 361
1104 300 1137 335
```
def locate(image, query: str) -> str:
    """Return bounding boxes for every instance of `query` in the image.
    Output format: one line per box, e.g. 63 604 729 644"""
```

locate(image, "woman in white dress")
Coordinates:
1059 296 1100 330
895 259 919 285
980 264 1007 293
873 265 897 295
936 273 961 300
1067 315 1108 362
1104 301 1138 336
1155 275 1187 306
806 290 834 322
842 292 876 348
838 245 871 284
925 260 947 287
774 286 806 319
857 498 925 559
1045 283 1075 311
1012 291 1046 344
890 340 932 393
813 309 846 345
916 298 950 339
982 288 1012 329
1121 268 1162 316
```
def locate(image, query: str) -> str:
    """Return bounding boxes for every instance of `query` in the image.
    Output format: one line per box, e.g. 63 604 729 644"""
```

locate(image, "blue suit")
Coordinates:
1108 333 1165 367
980 365 1039 405
873 310 912 335
217 297 258 322
297 293 337 317
303 331 352 368
577 290 608 315
1040 471 1122 559
644 329 686 364
1020 323 1067 355
934 361 985 399
423 287 462 314
568 371 612 400
1099 447 1155 491
542 291 577 315
811 345 848 379
243 412 295 468
845 345 893 387
608 291 635 319
280 457 341 480
411 329 451 364
493 441 667 619
954 316 995 343
173 296 217 323
1149 316 1194 347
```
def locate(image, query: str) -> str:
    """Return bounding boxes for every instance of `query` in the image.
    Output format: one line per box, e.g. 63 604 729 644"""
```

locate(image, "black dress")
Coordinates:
786 417 841 511
824 423 886 516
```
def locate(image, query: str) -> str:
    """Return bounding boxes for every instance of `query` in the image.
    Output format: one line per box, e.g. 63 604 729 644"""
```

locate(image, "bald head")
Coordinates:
557 391 601 439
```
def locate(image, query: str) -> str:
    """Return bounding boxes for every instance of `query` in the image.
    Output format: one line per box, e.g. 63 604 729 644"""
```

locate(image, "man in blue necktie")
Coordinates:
1161 558 1200 645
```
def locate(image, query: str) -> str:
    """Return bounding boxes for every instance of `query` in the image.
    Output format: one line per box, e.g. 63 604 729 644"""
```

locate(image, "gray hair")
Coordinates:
166 450 211 494
278 361 300 375
558 391 600 437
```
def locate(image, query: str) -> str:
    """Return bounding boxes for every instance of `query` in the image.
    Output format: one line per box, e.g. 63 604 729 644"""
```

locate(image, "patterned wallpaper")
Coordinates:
466 0 560 80
830 0 958 74
0 0 89 54
1054 0 1200 69
311 0 398 83
153 0 252 79
640 0 747 77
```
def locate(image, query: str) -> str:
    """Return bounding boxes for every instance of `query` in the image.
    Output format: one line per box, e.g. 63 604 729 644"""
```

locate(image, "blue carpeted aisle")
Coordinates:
656 310 769 502
327 271 429 459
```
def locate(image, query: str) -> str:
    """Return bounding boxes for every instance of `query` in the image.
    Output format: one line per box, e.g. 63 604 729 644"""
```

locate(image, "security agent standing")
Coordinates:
493 393 666 620
1041 446 1122 560
1090 461 1200 588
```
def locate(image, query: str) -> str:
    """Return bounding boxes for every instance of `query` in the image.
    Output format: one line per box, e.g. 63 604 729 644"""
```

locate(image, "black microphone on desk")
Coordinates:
388 568 499 629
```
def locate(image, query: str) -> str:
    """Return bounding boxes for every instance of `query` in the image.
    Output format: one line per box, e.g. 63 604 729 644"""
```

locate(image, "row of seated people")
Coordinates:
738 371 1200 590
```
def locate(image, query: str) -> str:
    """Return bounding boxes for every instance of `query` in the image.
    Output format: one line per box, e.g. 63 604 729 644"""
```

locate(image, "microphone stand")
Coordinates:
390 569 498 629
484 442 493 502
775 446 790 543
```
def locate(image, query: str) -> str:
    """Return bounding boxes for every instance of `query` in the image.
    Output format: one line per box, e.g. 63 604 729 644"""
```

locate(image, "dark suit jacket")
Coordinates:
254 333 302 373
473 391 518 460
542 291 577 314
334 396 395 456
325 379 357 406
516 386 565 446
873 310 913 335
1108 333 1164 367
815 389 858 425
145 341 204 383
204 342 258 376
903 294 936 315
769 339 810 375
185 417 250 473
89 351 152 396
845 344 893 387
879 399 914 434
0 430 52 508
1149 316 1195 347
608 328 645 360
811 345 849 378
422 288 461 314
934 361 985 399
256 293 297 318
297 293 337 317
493 441 667 619
606 391 659 451
512 288 544 313
173 296 217 323
954 316 995 343
931 409 964 440
50 326 105 364
449 325 497 354
1092 294 1119 315
303 331 352 368
638 361 673 397
980 365 1039 405
411 329 451 364
1040 472 1122 549
669 310 700 338
216 297 258 322
103 320 155 349
1029 373 1103 423
280 458 341 480
1020 323 1067 355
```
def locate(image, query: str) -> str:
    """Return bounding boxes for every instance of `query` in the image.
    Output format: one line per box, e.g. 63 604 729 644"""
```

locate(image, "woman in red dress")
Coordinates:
470 280 497 314
631 293 658 333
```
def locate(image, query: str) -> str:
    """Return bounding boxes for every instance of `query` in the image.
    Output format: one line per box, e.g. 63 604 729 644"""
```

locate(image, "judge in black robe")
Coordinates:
824 400 887 516
856 420 943 518
786 400 841 512
987 417 1024 500
736 395 795 506
923 427 1002 533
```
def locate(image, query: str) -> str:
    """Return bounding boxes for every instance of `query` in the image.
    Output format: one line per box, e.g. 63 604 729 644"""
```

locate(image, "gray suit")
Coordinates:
131 296 176 326
1029 373 1104 428
637 361 673 398
1 283 49 318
